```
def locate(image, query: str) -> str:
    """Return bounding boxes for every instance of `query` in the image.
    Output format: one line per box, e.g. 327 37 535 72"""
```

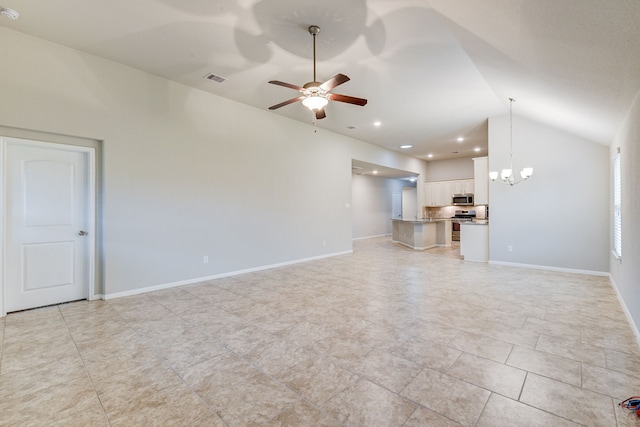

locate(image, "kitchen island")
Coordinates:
391 219 452 250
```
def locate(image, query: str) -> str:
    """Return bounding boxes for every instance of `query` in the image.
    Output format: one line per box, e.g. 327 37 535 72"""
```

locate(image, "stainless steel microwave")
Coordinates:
452 194 474 206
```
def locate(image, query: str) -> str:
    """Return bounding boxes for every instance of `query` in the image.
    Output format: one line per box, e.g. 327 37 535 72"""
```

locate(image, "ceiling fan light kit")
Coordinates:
302 95 328 110
268 25 367 120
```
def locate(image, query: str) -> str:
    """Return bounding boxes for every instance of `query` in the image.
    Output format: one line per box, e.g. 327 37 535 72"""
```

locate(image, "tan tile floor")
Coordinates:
1 237 640 426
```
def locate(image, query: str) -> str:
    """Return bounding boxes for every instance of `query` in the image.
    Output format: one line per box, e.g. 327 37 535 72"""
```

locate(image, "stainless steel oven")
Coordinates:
451 210 476 241
452 221 461 241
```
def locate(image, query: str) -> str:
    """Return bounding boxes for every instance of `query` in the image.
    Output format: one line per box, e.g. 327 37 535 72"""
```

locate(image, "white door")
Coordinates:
3 138 94 313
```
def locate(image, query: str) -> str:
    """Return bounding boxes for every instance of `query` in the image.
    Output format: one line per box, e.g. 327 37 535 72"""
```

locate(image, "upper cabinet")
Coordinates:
423 181 444 206
454 179 474 195
433 181 449 206
473 157 489 205
423 179 475 207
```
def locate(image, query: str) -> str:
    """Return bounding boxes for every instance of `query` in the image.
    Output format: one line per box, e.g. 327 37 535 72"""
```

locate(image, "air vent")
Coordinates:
203 73 227 83
347 125 358 130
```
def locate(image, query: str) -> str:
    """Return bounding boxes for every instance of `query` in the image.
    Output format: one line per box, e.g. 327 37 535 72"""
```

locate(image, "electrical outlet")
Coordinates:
203 256 209 264
323 240 327 246
507 245 513 252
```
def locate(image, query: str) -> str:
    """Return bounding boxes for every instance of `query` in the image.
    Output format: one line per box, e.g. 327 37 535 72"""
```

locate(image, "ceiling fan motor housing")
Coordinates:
303 82 322 91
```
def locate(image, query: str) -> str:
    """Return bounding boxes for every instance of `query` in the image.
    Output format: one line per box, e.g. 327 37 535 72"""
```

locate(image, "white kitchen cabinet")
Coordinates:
434 181 449 206
424 179 475 207
451 180 462 195
423 181 449 206
454 179 474 195
473 157 489 205
423 182 434 206
465 179 475 194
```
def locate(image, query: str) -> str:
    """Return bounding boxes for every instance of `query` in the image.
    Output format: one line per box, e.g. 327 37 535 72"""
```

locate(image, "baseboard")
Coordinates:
103 249 353 300
391 240 437 251
488 260 609 277
353 233 390 241
608 274 640 349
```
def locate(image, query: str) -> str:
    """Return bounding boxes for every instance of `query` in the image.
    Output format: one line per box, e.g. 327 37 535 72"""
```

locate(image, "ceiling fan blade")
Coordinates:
268 96 305 110
319 74 350 92
268 80 305 92
315 108 326 120
327 93 368 106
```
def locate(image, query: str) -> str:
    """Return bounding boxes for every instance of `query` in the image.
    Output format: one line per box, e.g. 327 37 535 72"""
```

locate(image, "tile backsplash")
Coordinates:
424 205 487 219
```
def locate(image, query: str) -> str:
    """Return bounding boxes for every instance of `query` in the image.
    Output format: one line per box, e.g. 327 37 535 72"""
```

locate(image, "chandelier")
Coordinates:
489 98 533 185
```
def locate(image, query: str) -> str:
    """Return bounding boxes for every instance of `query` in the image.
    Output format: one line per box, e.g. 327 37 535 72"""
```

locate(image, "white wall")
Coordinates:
610 89 640 338
425 157 474 182
488 114 609 273
0 27 426 298
351 174 411 238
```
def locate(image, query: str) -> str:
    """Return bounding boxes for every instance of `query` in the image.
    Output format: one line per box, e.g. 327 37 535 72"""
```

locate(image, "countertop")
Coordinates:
391 218 453 223
391 218 488 224
459 219 489 225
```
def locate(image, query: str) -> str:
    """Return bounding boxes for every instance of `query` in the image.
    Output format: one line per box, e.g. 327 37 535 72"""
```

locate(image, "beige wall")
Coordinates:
610 89 640 340
0 27 426 299
351 174 413 239
425 157 474 182
488 114 609 273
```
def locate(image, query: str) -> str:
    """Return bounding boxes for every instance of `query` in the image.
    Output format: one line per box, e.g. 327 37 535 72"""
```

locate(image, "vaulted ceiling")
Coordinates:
1 0 639 161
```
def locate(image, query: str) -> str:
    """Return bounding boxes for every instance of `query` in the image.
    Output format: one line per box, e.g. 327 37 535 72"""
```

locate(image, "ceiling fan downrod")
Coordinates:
309 25 320 83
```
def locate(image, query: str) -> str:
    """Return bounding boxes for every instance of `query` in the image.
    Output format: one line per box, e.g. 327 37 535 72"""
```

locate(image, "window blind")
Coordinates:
613 151 622 258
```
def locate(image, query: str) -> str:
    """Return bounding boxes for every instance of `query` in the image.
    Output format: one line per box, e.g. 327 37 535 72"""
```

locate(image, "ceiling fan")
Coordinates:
268 25 367 120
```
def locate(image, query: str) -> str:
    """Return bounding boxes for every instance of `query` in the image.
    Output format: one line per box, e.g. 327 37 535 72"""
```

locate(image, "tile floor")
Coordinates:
1 237 640 426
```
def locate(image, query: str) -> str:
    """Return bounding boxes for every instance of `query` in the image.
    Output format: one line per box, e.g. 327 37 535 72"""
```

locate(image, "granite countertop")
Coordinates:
392 218 488 224
391 218 453 223
459 219 489 225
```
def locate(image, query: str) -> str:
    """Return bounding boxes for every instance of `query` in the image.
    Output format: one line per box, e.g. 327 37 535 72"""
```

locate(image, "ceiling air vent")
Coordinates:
203 73 227 83
347 125 358 130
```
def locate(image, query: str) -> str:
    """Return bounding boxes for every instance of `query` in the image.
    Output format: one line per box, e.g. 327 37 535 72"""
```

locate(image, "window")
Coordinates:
613 150 622 259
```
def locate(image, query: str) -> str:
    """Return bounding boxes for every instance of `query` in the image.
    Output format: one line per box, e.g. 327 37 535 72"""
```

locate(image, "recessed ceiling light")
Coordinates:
457 137 464 142
372 170 378 174
400 145 412 149
474 147 481 152
427 154 433 158
0 7 19 20
373 121 381 127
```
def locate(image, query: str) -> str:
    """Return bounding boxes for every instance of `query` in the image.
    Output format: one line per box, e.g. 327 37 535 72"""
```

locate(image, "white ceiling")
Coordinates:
1 0 639 162
352 159 418 181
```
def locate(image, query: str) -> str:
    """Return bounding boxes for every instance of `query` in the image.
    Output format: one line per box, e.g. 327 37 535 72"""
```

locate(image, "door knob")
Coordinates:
78 230 87 236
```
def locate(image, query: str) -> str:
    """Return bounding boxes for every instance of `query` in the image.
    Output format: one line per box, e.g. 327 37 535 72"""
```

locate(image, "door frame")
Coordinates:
1 135 97 316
